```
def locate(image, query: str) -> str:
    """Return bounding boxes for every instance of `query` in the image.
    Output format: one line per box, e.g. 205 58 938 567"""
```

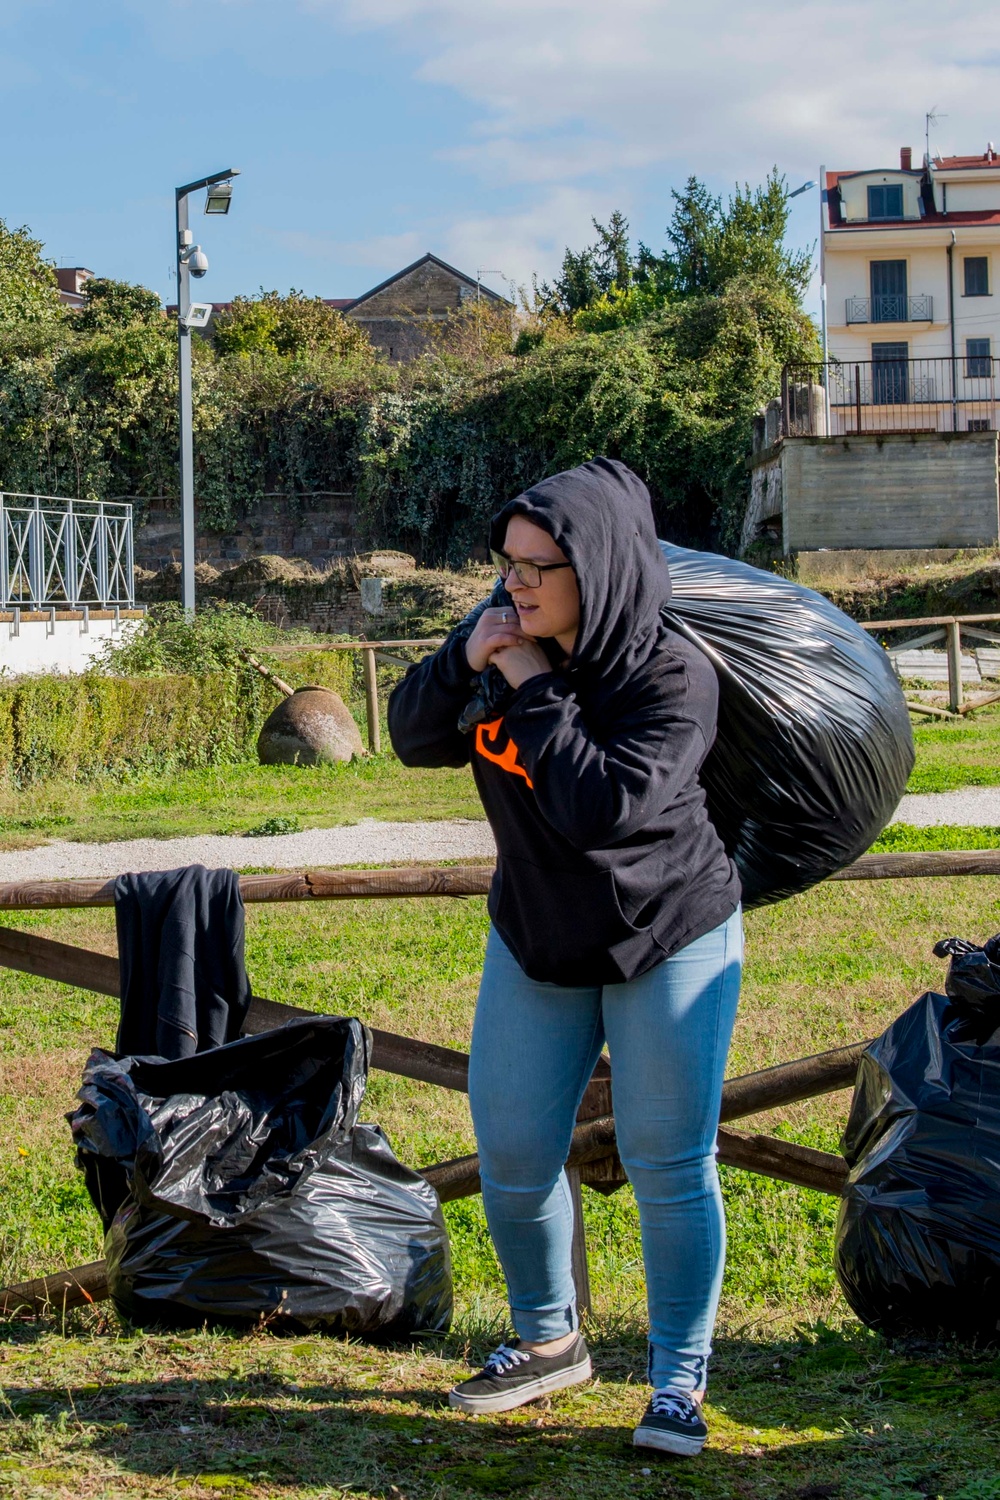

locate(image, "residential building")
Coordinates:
55 267 95 308
822 146 1000 433
742 146 1000 558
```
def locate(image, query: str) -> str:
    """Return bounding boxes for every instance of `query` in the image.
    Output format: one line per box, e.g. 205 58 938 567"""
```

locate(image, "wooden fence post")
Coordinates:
565 1165 592 1318
946 618 964 714
361 645 381 754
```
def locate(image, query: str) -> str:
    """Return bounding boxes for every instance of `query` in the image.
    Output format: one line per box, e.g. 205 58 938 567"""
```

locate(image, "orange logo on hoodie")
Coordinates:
474 718 534 789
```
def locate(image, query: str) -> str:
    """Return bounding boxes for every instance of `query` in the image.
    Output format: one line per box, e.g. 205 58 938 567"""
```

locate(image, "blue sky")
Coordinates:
2 0 998 317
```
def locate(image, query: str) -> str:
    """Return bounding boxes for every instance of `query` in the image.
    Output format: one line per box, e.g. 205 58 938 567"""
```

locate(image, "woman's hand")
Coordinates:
465 607 526 674
489 639 552 690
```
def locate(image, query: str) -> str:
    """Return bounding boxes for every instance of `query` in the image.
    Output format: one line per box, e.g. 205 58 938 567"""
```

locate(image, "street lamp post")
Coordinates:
175 167 240 613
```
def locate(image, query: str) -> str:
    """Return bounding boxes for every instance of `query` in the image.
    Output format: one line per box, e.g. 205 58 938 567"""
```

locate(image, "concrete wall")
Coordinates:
0 609 143 676
740 451 783 553
781 430 1000 552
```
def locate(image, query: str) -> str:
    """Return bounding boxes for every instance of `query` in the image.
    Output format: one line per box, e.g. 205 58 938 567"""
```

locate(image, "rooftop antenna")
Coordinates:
925 107 946 164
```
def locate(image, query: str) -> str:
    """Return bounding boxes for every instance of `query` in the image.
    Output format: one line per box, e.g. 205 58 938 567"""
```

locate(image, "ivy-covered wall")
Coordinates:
0 274 816 560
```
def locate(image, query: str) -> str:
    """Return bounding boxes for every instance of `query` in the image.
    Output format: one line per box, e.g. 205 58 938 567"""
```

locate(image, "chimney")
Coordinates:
900 146 912 171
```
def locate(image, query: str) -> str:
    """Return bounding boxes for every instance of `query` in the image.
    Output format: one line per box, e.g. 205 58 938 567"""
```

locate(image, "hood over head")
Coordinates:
488 458 672 683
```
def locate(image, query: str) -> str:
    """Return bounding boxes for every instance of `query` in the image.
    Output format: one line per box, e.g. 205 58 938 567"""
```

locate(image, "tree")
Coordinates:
213 289 374 362
75 277 163 332
0 218 63 340
542 212 635 314
660 171 812 301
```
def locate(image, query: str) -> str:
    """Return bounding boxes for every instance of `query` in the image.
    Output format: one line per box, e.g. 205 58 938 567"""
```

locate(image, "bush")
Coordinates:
0 605 354 785
92 600 289 677
0 673 263 784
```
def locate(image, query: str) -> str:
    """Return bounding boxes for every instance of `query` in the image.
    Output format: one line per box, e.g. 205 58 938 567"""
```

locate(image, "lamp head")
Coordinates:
205 180 234 215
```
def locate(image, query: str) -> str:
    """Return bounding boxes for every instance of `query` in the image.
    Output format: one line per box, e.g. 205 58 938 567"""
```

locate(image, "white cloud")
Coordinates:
296 0 1000 283
312 0 1000 182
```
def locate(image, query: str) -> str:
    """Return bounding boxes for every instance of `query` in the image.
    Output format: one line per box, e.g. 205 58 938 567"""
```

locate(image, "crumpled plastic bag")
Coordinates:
834 935 1000 1339
69 1016 453 1336
456 542 913 906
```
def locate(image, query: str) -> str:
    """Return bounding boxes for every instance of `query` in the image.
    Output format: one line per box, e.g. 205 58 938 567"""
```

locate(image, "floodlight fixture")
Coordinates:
205 180 234 214
182 302 213 330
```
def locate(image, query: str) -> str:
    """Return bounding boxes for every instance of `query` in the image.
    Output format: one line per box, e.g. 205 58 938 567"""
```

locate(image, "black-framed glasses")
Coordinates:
491 549 573 589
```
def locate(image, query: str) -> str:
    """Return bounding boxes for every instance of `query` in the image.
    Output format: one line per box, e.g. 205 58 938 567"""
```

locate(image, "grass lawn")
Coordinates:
2 702 1000 855
2 878 1000 1496
906 704 1000 793
0 756 482 850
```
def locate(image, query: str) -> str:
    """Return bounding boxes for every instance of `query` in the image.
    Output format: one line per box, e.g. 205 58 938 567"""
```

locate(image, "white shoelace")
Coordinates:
484 1344 532 1375
650 1390 700 1423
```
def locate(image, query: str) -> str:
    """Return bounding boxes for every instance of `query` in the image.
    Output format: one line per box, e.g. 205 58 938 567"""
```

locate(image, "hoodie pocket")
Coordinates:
490 856 641 984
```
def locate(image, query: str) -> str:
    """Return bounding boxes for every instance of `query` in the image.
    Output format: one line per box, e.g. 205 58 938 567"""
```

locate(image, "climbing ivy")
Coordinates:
0 264 815 553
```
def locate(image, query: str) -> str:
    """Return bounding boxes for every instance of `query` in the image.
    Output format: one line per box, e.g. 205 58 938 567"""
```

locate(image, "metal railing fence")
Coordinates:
0 493 134 609
782 358 999 437
845 294 933 324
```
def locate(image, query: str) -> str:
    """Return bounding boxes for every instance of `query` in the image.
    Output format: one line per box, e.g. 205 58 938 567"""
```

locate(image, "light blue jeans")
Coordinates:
468 907 743 1393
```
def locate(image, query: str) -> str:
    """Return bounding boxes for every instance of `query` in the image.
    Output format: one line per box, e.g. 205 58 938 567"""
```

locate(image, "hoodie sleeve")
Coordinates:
504 666 712 848
387 632 474 768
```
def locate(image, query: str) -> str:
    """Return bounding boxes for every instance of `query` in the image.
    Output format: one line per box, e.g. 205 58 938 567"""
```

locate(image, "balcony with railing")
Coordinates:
845 294 934 324
1 494 134 609
781 358 999 437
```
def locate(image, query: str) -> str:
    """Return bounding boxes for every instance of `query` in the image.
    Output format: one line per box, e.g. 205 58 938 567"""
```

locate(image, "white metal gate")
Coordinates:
0 494 134 608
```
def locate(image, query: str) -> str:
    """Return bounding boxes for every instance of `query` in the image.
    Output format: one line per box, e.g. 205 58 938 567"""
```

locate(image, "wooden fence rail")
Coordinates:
2 848 999 916
250 610 1000 749
0 848 993 1320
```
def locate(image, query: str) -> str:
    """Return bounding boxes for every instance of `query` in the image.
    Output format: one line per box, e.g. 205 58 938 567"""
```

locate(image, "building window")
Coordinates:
872 342 909 403
964 257 990 296
966 337 992 378
867 184 904 220
969 419 992 431
870 260 908 321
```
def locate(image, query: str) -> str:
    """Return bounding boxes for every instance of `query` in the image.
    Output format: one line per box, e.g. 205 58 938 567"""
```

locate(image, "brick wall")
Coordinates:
133 492 357 573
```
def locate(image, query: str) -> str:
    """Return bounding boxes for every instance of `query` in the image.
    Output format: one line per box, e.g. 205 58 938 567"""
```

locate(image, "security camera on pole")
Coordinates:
175 168 240 614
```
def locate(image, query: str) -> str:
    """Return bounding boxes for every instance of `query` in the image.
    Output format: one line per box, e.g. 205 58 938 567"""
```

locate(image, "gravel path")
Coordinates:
1 790 998 882
0 819 497 882
893 787 1000 828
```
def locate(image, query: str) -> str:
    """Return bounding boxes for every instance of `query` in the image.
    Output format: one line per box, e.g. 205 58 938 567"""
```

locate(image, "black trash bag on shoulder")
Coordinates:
69 1017 453 1336
454 543 913 905
834 936 1000 1339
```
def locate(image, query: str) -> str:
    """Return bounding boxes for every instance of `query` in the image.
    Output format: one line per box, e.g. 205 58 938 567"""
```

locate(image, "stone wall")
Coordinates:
349 259 502 361
780 431 1000 553
133 492 357 574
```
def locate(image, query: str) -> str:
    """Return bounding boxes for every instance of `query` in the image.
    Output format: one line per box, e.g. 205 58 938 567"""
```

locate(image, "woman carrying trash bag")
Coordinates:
387 458 742 1457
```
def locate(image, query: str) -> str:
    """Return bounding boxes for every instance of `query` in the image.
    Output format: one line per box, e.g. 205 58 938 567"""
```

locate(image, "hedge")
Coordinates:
0 651 353 785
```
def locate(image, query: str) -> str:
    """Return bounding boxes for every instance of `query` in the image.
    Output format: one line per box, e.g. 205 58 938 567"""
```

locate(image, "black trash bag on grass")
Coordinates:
455 542 913 906
69 1016 453 1336
834 935 1000 1339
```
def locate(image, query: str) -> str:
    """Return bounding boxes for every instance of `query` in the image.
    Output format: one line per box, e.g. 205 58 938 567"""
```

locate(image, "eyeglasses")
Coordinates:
491 549 573 590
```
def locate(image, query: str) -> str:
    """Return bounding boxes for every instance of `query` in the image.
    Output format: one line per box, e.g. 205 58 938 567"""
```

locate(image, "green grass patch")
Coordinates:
0 756 482 849
907 705 1000 793
3 880 1000 1495
871 822 1000 852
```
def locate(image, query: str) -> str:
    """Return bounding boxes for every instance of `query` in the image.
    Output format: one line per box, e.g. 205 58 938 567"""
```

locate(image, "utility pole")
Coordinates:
175 168 239 613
